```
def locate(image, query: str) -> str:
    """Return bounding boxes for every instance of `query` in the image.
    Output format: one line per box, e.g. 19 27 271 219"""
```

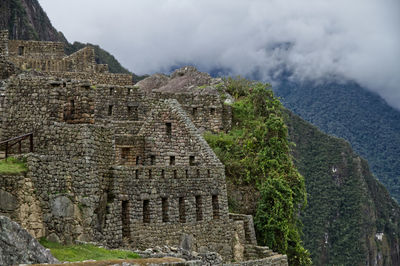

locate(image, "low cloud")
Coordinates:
39 0 400 109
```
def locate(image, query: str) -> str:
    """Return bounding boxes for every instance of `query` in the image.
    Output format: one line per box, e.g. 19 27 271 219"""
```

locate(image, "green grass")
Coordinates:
0 157 27 174
39 239 140 262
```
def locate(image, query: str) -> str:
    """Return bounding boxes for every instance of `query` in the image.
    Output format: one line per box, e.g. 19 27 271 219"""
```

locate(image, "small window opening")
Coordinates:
192 107 197 116
173 170 177 179
135 169 139 179
207 169 211 178
143 200 150 223
189 156 195 166
150 155 156 165
122 201 130 237
128 88 131 95
185 169 189 178
212 195 220 219
70 100 75 115
210 107 216 115
109 88 113 95
196 196 203 221
127 106 132 114
166 122 172 136
179 197 186 223
121 147 130 160
108 105 113 116
162 197 169 222
18 46 24 56
136 156 140 165
161 169 165 178
197 169 200 178
170 156 175 166
149 169 152 179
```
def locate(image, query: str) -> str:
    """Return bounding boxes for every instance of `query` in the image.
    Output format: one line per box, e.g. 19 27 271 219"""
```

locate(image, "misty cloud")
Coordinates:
39 0 400 109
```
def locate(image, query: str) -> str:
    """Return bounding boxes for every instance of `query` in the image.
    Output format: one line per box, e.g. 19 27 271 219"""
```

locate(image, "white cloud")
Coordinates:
39 0 400 109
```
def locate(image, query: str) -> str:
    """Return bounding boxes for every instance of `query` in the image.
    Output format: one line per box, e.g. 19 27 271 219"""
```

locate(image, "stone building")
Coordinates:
0 31 287 265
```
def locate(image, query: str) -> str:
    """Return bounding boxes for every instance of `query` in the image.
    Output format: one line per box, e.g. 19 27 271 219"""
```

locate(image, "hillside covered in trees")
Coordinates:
275 79 400 203
206 77 400 265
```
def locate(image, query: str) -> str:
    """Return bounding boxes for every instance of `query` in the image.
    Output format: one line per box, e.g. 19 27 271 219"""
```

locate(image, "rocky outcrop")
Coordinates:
0 215 59 265
136 66 214 94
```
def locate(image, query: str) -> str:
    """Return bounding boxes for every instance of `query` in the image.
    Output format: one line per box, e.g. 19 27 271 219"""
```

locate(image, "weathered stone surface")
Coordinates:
0 31 288 265
50 195 74 218
0 189 17 212
0 215 59 265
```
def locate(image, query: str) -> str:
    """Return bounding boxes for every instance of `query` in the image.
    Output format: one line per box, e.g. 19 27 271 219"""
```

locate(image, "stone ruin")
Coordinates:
0 30 288 265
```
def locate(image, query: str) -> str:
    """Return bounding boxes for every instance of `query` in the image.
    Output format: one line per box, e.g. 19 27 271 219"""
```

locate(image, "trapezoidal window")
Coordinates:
196 196 203 221
109 88 113 95
128 106 138 121
18 46 24 56
143 200 150 223
192 107 197 116
162 197 169 222
108 105 113 116
166 122 172 136
179 197 186 223
121 147 130 160
170 156 175 166
189 156 195 166
210 107 216 115
212 195 220 219
121 201 130 237
64 99 75 121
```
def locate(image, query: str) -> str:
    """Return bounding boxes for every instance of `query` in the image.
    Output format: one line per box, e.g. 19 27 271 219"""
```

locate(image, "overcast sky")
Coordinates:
38 0 400 109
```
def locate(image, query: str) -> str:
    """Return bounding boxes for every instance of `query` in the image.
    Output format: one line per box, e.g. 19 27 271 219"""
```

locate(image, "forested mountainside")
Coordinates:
286 110 400 265
0 0 140 76
0 0 66 42
209 78 400 265
275 79 400 203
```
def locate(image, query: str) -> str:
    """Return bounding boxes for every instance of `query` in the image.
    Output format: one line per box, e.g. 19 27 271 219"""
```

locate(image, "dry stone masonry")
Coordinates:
0 31 287 265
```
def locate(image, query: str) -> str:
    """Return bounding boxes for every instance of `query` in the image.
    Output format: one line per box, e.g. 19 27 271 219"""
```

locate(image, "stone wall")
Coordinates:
0 73 287 264
110 165 232 259
46 71 133 86
0 171 45 239
0 30 9 58
8 40 64 59
62 46 96 73
4 31 133 86
1 76 97 149
24 123 114 244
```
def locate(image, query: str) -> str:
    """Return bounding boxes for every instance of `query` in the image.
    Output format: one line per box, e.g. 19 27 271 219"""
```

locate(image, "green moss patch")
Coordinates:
39 239 140 262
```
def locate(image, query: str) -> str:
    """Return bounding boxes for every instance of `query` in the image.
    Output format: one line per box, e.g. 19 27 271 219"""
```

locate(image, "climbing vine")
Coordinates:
205 77 311 265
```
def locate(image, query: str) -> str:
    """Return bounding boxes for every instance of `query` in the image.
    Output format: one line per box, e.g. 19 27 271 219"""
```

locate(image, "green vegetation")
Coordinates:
275 79 400 203
285 110 400 265
205 77 311 265
0 157 27 173
39 239 140 262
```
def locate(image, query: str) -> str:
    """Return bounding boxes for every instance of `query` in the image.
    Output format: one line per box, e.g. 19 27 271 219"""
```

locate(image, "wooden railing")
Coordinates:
0 133 33 159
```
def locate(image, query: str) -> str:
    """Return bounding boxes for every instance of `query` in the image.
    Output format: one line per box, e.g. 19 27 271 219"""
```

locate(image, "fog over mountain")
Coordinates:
38 0 400 109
